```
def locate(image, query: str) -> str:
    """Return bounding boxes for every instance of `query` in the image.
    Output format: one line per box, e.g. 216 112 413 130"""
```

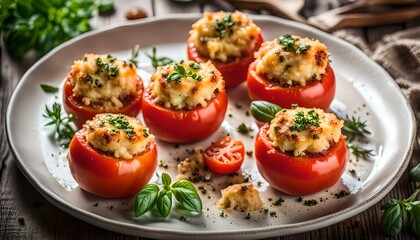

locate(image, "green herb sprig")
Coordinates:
343 115 374 160
381 163 420 236
167 62 202 83
146 47 174 69
43 103 75 148
0 0 114 58
250 101 283 123
134 173 202 218
129 44 140 67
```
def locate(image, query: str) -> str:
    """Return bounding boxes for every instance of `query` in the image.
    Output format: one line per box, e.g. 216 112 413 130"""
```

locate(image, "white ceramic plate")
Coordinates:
6 14 416 239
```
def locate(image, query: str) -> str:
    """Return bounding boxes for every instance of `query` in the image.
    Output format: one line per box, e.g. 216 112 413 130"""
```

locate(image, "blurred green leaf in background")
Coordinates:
0 0 114 58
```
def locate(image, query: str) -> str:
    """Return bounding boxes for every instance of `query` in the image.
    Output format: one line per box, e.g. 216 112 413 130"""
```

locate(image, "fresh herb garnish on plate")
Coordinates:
146 47 174 69
134 173 202 218
129 44 140 67
43 103 75 148
342 115 375 160
40 84 59 93
381 163 420 237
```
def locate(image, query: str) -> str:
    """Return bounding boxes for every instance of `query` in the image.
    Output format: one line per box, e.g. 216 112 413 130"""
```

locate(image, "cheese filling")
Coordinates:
68 53 139 111
85 114 153 159
189 11 261 63
148 60 224 109
255 34 329 86
268 107 343 156
217 183 263 211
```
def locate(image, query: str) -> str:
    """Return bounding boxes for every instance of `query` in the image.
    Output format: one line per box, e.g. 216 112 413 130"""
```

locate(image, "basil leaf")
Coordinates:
171 180 202 213
409 163 420 182
381 202 403 236
380 199 399 210
407 201 420 236
161 173 171 187
156 188 172 217
174 64 186 76
167 73 182 83
40 84 59 93
134 184 159 218
250 101 283 122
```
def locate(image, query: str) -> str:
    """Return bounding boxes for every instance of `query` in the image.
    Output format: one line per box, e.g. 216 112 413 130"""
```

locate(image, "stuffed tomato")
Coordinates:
254 106 347 196
142 60 227 143
68 114 157 198
63 53 143 128
187 11 263 88
247 34 335 111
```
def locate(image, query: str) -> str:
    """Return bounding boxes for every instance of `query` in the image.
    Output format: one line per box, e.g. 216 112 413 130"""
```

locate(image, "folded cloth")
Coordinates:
334 27 420 121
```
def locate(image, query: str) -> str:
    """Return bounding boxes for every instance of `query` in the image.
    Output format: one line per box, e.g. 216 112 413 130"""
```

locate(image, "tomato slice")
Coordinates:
246 61 336 111
254 124 348 196
203 136 245 174
63 75 143 129
68 127 157 198
187 33 263 88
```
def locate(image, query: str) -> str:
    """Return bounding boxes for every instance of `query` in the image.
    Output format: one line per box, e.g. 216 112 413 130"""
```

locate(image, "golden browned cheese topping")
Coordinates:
68 53 138 111
268 107 343 156
255 34 329 86
85 114 153 159
217 183 263 211
148 60 224 109
189 11 261 62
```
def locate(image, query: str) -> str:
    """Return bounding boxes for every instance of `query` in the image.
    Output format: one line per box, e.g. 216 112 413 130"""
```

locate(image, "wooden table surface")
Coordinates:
1 0 419 239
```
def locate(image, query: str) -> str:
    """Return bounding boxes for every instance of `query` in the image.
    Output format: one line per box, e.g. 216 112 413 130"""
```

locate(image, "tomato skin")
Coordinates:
187 33 263 88
68 127 157 198
141 88 228 143
203 136 245 174
63 75 144 129
246 61 336 111
254 124 348 196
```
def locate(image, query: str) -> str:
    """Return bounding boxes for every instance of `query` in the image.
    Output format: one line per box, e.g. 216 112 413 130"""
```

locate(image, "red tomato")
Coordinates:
203 136 245 174
246 61 336 111
187 33 263 88
254 124 347 196
141 88 228 143
68 127 157 198
63 75 143 129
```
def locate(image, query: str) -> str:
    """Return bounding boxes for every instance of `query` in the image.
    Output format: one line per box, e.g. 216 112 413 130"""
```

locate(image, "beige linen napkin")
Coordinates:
334 27 420 121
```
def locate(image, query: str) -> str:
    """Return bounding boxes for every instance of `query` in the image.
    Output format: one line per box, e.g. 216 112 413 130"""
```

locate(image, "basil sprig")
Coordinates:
381 163 420 236
134 173 202 218
250 100 283 122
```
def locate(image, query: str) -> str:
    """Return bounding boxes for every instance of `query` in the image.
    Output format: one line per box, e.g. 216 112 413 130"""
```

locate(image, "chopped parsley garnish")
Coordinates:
312 134 319 139
215 12 235 38
296 43 311 54
105 114 136 139
334 190 350 199
167 62 203 83
143 129 149 138
246 151 253 157
146 47 174 69
303 199 318 206
237 123 253 134
279 55 285 62
277 34 312 54
273 198 284 206
96 57 119 79
277 34 299 51
290 110 320 131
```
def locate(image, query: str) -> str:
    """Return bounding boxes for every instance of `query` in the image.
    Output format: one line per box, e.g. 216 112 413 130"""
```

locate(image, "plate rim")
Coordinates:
5 13 416 238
